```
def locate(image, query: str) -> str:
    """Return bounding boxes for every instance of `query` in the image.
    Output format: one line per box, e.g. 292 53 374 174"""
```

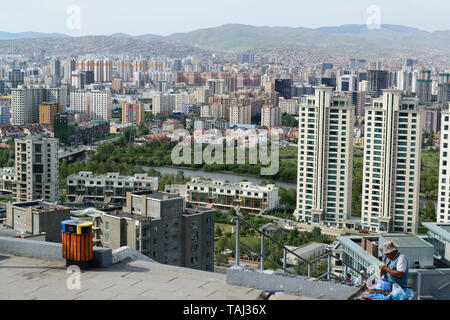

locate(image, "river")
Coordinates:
143 166 297 190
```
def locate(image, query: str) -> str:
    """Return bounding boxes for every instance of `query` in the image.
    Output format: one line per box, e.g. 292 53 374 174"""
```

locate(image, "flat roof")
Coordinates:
337 236 383 266
382 235 434 248
0 253 310 300
422 223 450 242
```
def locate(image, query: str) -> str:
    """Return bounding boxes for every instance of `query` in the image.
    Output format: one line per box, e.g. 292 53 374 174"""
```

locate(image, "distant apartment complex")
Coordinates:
186 177 278 214
11 87 69 125
94 191 215 272
278 97 300 115
361 90 422 233
122 101 145 125
260 105 281 127
294 87 354 228
39 102 63 125
69 90 112 121
66 172 158 205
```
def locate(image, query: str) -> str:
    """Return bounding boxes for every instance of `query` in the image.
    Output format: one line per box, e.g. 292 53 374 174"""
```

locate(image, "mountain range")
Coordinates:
1 24 450 52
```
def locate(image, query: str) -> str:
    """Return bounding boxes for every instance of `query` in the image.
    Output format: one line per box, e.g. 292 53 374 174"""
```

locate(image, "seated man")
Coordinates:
379 241 409 289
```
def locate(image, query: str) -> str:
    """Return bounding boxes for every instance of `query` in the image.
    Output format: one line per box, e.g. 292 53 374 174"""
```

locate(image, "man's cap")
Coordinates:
381 241 398 255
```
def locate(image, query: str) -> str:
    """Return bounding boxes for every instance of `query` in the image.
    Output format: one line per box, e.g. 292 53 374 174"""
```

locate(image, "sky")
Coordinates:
1 0 450 36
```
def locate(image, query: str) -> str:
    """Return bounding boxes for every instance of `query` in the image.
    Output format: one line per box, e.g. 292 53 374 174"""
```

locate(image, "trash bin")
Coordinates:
61 219 94 269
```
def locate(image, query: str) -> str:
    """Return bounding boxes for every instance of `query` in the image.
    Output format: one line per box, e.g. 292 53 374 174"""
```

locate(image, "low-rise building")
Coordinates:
186 177 278 214
93 191 215 272
66 172 158 205
194 117 229 131
335 234 436 283
161 119 184 133
5 200 71 242
422 222 450 265
285 242 328 266
0 167 15 194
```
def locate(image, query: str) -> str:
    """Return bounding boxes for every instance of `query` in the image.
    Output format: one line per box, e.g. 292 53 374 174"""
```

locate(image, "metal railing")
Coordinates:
232 216 365 281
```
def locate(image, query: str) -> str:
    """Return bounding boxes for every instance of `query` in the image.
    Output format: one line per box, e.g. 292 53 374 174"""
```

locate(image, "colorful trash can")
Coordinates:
61 219 94 269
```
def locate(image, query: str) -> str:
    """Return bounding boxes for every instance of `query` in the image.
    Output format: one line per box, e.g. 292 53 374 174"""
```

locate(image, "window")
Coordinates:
104 222 110 231
104 234 110 243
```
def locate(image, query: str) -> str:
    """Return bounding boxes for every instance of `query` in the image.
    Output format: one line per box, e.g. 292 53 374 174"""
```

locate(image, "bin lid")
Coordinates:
62 220 93 234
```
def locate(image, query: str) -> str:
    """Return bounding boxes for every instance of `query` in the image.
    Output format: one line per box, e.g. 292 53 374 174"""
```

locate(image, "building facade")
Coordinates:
66 172 158 205
437 111 450 223
95 191 215 272
39 102 63 125
186 177 278 214
5 201 70 242
122 102 145 125
260 105 281 127
361 90 422 233
294 87 354 228
13 135 59 203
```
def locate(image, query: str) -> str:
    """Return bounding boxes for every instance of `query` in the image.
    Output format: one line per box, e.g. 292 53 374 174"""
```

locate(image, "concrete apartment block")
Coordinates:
96 191 215 272
5 200 71 242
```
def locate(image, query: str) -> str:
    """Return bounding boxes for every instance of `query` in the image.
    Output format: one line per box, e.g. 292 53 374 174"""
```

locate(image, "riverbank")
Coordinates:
144 165 297 190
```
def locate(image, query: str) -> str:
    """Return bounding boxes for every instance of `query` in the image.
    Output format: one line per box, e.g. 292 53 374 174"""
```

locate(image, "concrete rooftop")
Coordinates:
0 253 312 300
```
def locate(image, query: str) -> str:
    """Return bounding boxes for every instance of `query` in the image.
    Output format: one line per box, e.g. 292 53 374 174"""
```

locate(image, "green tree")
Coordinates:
422 200 436 222
215 226 223 237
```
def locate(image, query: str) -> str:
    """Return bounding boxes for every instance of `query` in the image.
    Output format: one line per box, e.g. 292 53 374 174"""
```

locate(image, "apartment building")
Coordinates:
0 105 10 125
186 177 278 214
39 102 63 125
94 191 215 272
66 172 158 205
122 102 145 125
294 87 354 228
200 103 229 120
152 92 174 115
5 201 71 242
69 90 111 121
11 87 69 125
361 90 422 234
229 104 251 125
70 90 90 115
260 105 281 127
91 90 111 121
279 97 300 115
11 87 44 125
437 111 450 223
194 117 229 131
13 135 59 203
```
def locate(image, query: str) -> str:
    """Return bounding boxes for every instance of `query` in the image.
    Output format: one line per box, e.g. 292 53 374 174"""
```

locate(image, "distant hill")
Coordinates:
315 24 427 35
136 34 163 39
110 33 162 39
1 24 450 54
0 31 71 40
0 31 162 40
165 24 449 51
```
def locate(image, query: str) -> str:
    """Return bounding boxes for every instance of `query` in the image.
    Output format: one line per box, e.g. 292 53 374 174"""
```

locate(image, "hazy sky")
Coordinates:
2 0 450 36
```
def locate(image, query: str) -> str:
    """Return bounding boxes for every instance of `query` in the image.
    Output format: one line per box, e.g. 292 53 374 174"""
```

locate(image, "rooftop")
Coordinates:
422 223 450 241
11 201 70 213
0 253 309 300
382 234 434 249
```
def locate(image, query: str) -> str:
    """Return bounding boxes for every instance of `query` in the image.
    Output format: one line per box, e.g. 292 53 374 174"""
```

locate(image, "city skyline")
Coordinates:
2 0 450 36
